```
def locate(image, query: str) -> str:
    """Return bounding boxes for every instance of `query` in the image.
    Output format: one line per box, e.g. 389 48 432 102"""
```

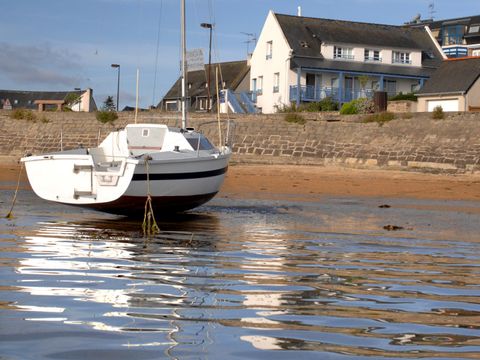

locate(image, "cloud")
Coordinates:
0 42 82 86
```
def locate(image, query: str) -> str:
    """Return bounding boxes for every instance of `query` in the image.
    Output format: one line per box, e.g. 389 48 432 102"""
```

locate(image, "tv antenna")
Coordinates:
241 32 257 55
428 1 436 19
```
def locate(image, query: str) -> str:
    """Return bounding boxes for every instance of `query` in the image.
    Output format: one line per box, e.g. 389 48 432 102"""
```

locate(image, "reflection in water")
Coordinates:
1 195 480 359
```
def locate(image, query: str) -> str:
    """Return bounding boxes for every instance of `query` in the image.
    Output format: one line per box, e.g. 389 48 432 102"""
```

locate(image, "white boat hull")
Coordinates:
22 151 230 215
90 154 230 214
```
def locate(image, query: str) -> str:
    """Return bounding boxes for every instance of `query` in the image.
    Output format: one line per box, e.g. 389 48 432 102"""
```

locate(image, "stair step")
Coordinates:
74 190 96 199
73 164 93 173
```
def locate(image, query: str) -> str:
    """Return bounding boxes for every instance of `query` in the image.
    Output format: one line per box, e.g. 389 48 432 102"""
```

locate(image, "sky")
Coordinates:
1 0 479 110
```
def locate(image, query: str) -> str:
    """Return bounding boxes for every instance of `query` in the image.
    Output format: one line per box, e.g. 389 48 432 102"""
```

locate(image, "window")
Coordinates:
273 73 280 93
442 25 465 45
165 101 178 111
142 129 150 137
334 46 354 60
364 49 381 62
266 41 273 60
392 51 411 64
473 49 480 56
257 76 263 95
252 78 257 92
469 25 480 34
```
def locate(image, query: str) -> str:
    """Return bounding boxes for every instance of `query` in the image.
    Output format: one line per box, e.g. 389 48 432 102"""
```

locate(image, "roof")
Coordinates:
0 89 83 109
274 13 443 71
407 15 480 31
416 57 480 95
291 57 437 78
161 60 250 102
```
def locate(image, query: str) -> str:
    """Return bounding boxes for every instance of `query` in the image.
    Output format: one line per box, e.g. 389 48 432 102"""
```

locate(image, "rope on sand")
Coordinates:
5 162 24 219
142 157 160 237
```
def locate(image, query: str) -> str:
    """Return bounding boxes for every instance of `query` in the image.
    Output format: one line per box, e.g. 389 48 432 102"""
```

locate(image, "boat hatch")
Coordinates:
127 126 166 156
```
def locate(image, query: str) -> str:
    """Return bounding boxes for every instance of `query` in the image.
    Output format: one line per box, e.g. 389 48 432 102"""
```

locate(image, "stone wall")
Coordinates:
387 100 417 113
1 110 480 174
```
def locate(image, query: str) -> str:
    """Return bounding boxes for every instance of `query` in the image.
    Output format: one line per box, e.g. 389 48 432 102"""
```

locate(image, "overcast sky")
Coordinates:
1 0 478 109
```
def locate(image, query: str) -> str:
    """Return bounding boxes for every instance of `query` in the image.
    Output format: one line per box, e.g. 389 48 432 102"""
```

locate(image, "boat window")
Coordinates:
186 136 214 150
142 129 149 137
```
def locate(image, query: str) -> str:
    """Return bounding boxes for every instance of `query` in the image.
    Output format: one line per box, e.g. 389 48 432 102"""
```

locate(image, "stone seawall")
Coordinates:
1 110 479 174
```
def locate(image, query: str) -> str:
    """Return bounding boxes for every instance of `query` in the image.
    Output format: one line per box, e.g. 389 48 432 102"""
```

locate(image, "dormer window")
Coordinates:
334 46 354 60
392 51 411 65
266 41 273 60
300 41 310 48
469 24 480 34
364 49 381 62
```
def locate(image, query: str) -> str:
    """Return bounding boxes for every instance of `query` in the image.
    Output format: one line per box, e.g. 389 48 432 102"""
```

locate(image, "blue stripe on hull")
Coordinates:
132 167 228 181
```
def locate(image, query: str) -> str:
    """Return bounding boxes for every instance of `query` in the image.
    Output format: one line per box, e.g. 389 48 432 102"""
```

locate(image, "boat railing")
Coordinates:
196 119 236 150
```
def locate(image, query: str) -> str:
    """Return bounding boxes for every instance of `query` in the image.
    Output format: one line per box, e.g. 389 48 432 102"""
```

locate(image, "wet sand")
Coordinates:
2 163 480 202
221 164 480 202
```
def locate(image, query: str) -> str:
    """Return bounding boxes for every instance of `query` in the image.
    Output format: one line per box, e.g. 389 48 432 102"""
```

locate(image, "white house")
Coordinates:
250 11 444 113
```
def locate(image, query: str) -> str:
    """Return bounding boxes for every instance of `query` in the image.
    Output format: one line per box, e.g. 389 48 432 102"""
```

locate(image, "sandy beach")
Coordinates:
1 162 480 202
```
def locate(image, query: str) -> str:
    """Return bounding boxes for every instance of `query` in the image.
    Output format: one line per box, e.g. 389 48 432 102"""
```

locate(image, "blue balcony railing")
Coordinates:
289 85 378 103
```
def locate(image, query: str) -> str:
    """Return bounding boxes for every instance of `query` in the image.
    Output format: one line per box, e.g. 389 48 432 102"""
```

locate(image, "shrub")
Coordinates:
318 97 338 111
340 102 357 115
432 105 444 120
277 103 298 113
389 92 417 101
340 98 375 115
278 98 338 113
40 115 50 123
363 112 395 125
10 109 36 121
284 113 306 125
96 110 118 124
303 102 323 112
354 98 375 114
401 112 413 119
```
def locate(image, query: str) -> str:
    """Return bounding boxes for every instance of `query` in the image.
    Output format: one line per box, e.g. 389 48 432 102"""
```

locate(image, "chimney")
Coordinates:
297 6 302 17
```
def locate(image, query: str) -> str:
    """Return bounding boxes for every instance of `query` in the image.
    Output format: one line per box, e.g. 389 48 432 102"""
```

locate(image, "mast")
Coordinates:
181 0 187 129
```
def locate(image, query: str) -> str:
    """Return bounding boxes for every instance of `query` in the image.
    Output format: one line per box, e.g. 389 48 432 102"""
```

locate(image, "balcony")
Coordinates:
290 85 382 103
334 54 355 60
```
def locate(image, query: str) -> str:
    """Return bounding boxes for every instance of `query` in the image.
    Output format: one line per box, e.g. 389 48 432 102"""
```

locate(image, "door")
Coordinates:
427 99 459 112
344 77 354 102
306 73 315 100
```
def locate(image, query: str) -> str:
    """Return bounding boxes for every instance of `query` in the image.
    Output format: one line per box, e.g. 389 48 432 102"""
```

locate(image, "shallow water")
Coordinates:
1 187 480 359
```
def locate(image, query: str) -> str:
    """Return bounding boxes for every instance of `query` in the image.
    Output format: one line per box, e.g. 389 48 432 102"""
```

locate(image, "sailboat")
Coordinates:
21 0 231 216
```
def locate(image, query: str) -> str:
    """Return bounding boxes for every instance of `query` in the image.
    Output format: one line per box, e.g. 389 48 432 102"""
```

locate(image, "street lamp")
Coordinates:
201 23 213 112
111 64 120 111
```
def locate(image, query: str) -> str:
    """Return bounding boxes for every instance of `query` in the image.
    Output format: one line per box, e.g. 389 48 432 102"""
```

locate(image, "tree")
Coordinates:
103 96 116 112
63 93 82 111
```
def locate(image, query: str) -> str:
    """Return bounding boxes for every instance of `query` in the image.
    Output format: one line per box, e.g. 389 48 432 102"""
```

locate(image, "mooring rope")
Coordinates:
5 162 24 219
142 157 160 237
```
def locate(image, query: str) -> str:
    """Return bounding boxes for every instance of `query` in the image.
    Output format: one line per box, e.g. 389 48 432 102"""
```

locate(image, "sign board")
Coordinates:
186 48 204 71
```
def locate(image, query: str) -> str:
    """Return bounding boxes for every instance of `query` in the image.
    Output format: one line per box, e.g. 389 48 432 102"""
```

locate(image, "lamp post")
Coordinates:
111 64 120 111
201 23 213 112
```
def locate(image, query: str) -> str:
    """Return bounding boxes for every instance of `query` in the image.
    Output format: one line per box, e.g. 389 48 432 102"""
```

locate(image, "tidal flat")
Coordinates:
1 164 480 359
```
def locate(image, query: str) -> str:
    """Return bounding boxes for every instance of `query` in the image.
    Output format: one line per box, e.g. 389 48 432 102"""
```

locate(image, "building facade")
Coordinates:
407 15 480 58
0 88 96 112
159 60 251 113
250 11 444 113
